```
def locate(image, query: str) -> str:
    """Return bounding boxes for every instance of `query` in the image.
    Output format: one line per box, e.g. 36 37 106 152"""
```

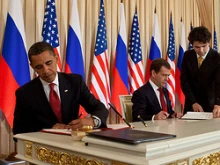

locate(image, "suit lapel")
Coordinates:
146 82 161 110
58 73 72 122
199 49 213 71
190 50 199 71
162 88 172 112
32 78 57 118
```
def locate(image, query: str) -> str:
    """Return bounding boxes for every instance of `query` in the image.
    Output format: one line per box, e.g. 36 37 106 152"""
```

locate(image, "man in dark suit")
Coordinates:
181 26 220 118
13 41 108 135
132 58 182 121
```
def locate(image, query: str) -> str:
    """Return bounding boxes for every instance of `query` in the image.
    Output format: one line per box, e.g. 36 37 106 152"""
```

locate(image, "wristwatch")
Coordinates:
92 116 101 128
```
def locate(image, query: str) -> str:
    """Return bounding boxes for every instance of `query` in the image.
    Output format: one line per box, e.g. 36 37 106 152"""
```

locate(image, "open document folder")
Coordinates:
181 112 213 120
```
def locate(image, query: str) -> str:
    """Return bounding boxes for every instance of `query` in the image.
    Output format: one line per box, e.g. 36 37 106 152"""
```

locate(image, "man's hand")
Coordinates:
52 123 68 129
192 103 204 112
67 118 94 130
213 105 220 118
154 111 170 120
171 112 183 118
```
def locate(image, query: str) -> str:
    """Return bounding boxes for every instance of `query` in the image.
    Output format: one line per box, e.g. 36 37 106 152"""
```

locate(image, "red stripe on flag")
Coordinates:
64 64 72 74
0 58 19 127
111 69 128 115
53 48 62 71
176 69 185 106
91 64 108 99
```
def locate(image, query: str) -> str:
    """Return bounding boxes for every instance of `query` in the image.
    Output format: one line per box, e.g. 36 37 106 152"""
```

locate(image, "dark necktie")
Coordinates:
158 88 167 112
49 83 62 122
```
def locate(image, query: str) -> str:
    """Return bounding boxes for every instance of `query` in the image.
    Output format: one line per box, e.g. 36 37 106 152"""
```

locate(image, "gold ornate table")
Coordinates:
14 119 220 165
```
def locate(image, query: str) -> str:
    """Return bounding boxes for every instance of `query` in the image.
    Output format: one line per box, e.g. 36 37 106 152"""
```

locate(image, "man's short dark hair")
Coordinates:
188 26 211 45
28 41 55 62
150 58 170 75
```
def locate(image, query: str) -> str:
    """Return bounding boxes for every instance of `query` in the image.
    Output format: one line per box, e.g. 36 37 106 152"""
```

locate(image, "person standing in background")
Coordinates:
180 26 220 118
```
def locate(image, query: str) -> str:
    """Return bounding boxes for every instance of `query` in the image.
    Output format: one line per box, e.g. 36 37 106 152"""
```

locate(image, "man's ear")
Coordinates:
54 54 58 62
30 62 34 69
151 70 156 77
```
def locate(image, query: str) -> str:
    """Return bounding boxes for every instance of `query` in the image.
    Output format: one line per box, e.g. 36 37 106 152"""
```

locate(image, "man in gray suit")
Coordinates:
180 26 220 118
13 41 108 135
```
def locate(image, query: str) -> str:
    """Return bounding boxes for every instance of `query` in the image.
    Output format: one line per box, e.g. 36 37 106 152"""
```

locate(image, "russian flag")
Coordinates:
111 3 129 117
145 11 162 81
65 0 86 118
65 0 85 79
0 0 30 128
176 20 186 107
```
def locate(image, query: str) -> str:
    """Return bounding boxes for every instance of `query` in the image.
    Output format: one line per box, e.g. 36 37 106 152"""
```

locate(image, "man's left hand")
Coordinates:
213 105 220 118
67 118 94 130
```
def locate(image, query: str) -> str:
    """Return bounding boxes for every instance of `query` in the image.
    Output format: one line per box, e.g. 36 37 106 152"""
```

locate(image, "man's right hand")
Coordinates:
192 103 204 112
154 111 170 120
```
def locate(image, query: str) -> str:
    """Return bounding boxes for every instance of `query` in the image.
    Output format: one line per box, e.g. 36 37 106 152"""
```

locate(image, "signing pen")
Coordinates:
77 112 83 119
137 115 148 127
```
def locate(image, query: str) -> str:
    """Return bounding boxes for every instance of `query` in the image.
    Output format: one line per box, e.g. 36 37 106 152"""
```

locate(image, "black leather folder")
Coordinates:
87 129 176 144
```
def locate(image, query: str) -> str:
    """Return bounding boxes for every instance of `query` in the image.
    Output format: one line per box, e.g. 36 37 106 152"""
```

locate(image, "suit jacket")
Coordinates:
180 48 220 113
132 82 174 121
13 73 108 135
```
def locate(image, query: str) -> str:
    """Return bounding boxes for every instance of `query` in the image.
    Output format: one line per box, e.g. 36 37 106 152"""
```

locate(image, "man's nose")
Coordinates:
42 65 49 73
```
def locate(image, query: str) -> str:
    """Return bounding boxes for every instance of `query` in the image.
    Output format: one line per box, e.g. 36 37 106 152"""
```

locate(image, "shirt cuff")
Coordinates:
91 115 101 128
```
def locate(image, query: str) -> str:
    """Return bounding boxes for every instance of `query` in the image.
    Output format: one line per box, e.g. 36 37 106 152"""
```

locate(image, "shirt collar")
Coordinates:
196 47 209 59
40 72 59 87
149 79 160 91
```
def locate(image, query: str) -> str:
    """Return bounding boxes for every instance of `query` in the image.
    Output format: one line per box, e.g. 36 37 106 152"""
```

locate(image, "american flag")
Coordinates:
166 15 176 109
90 0 110 108
42 0 62 71
128 11 144 94
213 28 218 51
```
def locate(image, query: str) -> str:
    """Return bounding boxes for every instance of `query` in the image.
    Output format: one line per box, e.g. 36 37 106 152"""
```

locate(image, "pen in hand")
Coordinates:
137 115 148 127
77 112 83 119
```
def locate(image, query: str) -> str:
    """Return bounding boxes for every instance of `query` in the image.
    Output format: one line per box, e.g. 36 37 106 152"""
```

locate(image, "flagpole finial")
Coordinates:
180 17 182 22
154 7 156 13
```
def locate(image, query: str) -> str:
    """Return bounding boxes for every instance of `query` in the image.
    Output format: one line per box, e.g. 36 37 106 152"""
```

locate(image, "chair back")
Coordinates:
119 95 133 122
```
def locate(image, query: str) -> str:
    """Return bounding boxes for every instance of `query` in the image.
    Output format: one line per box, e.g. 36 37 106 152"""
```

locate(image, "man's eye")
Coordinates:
46 61 52 65
35 66 42 69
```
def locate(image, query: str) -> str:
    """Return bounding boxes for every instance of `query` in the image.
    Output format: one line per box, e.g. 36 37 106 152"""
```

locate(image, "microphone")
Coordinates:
108 103 134 129
137 115 148 127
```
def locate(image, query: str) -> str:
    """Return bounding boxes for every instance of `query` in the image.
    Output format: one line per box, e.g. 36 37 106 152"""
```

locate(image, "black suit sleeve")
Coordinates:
76 75 109 128
180 51 197 104
132 89 154 121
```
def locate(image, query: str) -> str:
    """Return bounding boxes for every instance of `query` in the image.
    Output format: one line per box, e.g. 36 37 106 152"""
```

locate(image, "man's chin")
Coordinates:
42 77 54 83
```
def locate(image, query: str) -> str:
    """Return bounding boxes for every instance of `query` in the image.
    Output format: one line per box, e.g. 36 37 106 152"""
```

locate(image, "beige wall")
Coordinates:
0 0 219 155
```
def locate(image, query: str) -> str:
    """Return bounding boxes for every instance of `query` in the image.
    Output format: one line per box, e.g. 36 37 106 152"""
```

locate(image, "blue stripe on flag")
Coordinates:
177 46 184 71
66 26 85 79
116 34 128 89
2 14 30 86
149 36 161 60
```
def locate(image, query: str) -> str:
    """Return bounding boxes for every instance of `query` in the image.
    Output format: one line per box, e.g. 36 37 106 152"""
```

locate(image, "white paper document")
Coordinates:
42 129 72 135
181 112 213 120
